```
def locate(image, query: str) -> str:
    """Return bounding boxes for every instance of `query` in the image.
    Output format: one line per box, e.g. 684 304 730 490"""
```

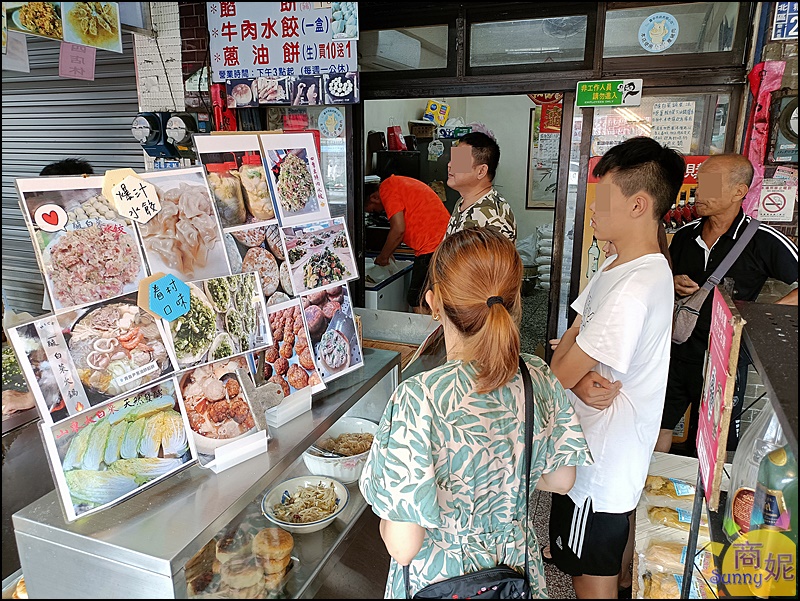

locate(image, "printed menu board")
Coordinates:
206 1 357 85
10 134 364 516
16 175 148 314
40 377 197 522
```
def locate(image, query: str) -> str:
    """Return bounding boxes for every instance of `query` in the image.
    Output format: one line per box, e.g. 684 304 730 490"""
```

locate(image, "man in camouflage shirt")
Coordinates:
446 132 517 241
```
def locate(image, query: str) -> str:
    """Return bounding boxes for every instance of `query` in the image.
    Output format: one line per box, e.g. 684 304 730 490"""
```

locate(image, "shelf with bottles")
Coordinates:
697 401 797 599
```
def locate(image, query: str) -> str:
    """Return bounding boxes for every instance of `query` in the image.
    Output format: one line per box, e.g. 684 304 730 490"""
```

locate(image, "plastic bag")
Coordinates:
647 505 708 535
536 223 554 239
639 539 715 579
643 475 696 501
516 233 538 266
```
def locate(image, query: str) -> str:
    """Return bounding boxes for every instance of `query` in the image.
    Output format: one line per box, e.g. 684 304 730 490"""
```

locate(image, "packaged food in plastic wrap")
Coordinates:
641 571 716 599
239 155 275 221
647 505 709 536
639 540 715 579
643 475 697 502
206 162 246 227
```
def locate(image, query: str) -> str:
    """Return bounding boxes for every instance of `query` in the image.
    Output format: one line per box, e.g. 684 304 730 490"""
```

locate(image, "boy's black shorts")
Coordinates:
549 493 633 577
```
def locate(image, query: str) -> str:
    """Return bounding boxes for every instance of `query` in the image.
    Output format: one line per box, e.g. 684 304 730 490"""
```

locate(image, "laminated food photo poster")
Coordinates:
6 291 178 425
39 377 198 522
258 131 331 227
15 175 149 314
135 167 232 282
250 297 327 400
194 133 298 309
194 133 278 229
162 272 272 371
179 356 269 467
280 217 359 296
299 283 364 383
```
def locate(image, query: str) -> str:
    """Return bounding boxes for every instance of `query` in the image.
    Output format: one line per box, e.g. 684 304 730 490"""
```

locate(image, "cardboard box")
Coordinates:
423 99 451 125
408 120 437 139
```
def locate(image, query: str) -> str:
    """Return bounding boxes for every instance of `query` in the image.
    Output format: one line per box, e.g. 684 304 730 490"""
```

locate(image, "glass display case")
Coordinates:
13 348 400 599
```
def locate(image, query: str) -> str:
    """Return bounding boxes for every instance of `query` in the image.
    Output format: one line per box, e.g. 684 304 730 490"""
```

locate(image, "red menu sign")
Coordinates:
697 287 745 511
207 1 357 82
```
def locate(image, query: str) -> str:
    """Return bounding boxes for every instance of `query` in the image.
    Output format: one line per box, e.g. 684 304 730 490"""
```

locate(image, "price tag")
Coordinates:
112 175 161 224
148 274 191 321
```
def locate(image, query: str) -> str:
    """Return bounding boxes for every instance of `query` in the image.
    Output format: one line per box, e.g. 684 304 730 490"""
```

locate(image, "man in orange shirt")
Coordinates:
366 175 450 312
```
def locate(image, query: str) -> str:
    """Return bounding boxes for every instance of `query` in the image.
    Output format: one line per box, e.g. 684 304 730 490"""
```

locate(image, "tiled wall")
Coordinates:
134 2 185 112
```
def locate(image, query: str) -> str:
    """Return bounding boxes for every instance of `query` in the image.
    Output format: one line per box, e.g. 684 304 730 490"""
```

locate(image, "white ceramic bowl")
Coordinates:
261 476 349 534
302 417 378 484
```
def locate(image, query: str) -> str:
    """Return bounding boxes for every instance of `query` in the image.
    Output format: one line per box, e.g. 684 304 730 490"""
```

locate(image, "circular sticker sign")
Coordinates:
639 12 679 53
318 107 345 138
34 203 68 232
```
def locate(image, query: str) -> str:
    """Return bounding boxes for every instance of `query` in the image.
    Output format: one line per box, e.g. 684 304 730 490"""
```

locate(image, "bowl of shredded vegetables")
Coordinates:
261 476 349 534
302 417 378 484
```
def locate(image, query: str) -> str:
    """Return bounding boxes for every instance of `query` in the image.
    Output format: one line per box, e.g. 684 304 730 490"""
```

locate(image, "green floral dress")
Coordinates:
359 354 592 598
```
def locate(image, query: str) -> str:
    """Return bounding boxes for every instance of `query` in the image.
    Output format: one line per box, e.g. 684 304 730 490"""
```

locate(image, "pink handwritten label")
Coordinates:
59 42 96 81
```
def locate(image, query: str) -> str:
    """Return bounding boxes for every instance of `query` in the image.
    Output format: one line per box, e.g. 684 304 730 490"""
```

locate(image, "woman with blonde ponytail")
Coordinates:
359 227 592 599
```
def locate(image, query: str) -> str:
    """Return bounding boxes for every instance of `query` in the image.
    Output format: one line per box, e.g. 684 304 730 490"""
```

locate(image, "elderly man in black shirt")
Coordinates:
655 153 797 455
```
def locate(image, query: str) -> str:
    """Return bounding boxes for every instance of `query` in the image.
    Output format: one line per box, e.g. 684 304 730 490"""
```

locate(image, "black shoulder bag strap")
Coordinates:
699 218 760 291
403 357 534 598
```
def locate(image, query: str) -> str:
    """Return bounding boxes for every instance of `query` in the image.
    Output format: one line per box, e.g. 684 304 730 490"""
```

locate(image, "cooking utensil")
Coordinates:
307 443 347 458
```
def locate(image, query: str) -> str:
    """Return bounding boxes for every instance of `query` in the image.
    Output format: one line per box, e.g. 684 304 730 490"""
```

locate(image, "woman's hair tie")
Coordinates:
487 296 503 308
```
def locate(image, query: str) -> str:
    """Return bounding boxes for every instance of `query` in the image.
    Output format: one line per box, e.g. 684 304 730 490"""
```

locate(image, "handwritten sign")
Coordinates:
207 1 357 83
102 168 139 205
652 101 696 154
149 275 190 321
36 317 90 415
58 42 96 81
112 175 161 224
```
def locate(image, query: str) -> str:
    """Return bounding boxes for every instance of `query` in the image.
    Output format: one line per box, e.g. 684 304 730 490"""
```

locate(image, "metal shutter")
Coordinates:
2 36 144 316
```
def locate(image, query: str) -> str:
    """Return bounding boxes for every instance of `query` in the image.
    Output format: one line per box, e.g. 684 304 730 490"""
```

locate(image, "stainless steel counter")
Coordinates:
13 347 400 599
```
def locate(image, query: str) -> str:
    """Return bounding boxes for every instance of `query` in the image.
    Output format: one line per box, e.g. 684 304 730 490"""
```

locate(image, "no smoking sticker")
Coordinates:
758 184 796 222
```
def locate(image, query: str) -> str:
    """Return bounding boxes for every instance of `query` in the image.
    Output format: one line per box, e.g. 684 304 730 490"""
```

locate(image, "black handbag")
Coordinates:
403 357 534 600
672 218 759 344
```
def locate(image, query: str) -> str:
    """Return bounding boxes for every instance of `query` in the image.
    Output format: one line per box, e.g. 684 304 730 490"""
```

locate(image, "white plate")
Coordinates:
262 476 349 534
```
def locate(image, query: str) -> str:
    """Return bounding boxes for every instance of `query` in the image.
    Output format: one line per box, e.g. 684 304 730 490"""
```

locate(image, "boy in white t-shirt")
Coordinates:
548 137 685 600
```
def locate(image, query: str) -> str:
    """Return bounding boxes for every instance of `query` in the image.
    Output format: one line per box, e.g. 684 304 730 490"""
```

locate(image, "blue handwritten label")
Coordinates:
149 275 190 321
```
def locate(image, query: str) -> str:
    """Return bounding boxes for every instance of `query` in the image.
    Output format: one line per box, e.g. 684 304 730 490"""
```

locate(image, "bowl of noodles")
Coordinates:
302 417 378 484
261 476 349 534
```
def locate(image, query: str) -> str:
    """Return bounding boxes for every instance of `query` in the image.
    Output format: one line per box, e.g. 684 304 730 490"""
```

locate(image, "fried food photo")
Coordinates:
66 2 119 46
17 2 63 39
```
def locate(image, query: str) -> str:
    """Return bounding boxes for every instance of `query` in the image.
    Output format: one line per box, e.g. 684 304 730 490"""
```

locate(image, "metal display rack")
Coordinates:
681 304 798 598
13 348 401 599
